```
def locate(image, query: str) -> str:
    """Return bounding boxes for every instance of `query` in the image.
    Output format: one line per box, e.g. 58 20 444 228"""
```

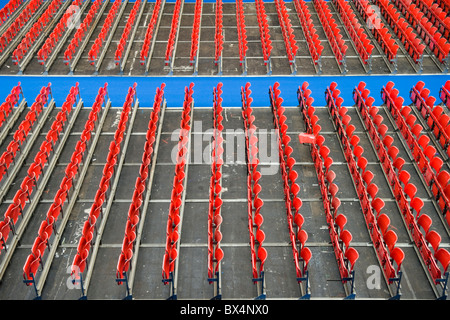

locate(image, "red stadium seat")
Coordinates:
410 197 424 218
426 230 441 252
384 230 398 252
390 247 405 273
435 248 450 273
214 247 224 274
345 247 359 271
339 230 352 250
417 214 433 235
377 213 391 236
335 214 347 231
300 247 312 271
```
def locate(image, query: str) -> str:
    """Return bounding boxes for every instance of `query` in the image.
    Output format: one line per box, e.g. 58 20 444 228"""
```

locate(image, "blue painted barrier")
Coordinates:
0 74 448 108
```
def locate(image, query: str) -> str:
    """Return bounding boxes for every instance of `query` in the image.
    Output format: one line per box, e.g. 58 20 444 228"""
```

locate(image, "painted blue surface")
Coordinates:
0 74 448 108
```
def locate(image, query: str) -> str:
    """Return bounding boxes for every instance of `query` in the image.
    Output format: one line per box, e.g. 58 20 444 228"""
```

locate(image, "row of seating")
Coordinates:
414 0 450 39
374 0 425 64
115 0 141 65
235 0 247 65
64 0 103 65
435 0 450 18
314 0 347 66
255 0 272 65
164 0 182 66
0 0 23 26
385 83 449 222
214 0 224 65
270 82 312 283
293 0 323 67
0 83 51 183
71 83 137 285
241 82 267 283
88 0 122 64
0 83 78 256
0 82 23 131
23 83 108 289
2 0 448 71
333 0 373 65
298 81 358 289
409 82 450 226
162 83 194 284
0 0 42 53
353 83 423 278
140 0 162 65
274 0 297 65
360 81 450 297
392 0 450 64
352 0 399 65
381 82 450 293
326 82 404 295
411 81 450 159
116 83 165 287
189 0 202 65
440 80 450 108
207 83 224 283
38 0 84 65
11 0 63 65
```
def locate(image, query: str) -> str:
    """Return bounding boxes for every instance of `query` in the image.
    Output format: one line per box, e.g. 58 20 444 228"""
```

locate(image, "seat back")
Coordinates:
345 247 359 272
390 247 405 273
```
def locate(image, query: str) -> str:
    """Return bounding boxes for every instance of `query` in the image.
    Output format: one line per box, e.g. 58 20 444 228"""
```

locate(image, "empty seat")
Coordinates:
214 247 224 274
417 214 433 235
335 214 347 231
435 248 450 273
426 230 442 252
377 213 391 235
300 247 312 271
410 197 424 218
345 247 359 272
390 247 405 273
384 229 398 252
339 230 352 250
